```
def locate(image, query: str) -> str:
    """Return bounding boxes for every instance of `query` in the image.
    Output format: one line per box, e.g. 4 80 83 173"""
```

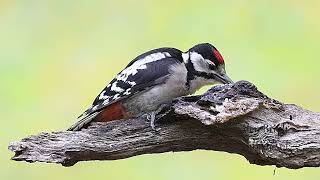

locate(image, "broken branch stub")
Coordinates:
8 81 320 168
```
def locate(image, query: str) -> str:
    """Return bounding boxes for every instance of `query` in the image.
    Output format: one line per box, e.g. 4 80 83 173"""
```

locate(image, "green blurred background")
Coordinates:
1 0 319 179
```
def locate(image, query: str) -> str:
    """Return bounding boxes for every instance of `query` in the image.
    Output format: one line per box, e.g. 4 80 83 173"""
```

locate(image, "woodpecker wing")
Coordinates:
92 57 181 112
68 50 183 131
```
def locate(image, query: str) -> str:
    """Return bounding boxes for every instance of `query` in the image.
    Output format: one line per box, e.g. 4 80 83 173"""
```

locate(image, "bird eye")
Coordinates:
206 60 216 70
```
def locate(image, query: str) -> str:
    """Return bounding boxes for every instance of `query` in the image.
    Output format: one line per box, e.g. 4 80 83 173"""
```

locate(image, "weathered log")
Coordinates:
8 81 320 168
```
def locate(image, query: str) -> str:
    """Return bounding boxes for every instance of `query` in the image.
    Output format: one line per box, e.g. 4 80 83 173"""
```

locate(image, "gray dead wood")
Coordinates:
8 81 320 168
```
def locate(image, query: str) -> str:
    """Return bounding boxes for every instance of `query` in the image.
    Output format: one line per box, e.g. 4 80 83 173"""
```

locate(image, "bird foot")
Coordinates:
146 112 160 131
144 104 168 131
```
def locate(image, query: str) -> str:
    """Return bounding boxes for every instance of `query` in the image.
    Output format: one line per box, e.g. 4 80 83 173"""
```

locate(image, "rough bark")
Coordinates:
8 81 320 168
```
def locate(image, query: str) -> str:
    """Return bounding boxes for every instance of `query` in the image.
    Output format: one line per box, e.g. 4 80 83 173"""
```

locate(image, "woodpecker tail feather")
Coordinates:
67 111 100 131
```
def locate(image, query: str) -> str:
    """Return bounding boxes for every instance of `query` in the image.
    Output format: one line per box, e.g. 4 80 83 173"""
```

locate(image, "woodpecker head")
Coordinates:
183 43 233 85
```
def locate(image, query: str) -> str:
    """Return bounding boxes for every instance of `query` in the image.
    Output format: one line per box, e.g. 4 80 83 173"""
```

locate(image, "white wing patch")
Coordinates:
164 52 171 57
99 90 109 100
91 105 99 111
111 81 124 93
103 98 110 105
127 81 136 86
113 94 121 100
116 52 171 82
123 88 131 95
117 64 147 82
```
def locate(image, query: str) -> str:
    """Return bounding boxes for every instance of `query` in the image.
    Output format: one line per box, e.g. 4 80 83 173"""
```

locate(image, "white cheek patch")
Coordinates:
189 52 207 72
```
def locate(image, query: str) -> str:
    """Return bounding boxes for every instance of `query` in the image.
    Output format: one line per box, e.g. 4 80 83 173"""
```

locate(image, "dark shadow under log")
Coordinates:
8 81 320 168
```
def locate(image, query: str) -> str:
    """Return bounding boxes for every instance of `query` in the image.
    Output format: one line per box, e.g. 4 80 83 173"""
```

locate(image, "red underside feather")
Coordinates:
94 102 127 122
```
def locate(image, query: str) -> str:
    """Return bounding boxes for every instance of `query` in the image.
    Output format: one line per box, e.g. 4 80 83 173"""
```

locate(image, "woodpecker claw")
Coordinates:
145 112 160 131
150 112 158 131
145 104 169 131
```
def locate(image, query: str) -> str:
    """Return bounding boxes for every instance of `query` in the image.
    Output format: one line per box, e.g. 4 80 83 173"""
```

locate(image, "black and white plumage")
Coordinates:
68 43 233 131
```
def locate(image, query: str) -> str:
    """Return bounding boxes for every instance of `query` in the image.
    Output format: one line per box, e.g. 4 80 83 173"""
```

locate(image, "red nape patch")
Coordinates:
94 102 128 122
213 49 224 64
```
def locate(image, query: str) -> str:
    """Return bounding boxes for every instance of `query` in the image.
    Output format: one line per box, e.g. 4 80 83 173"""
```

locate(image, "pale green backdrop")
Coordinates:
1 0 320 180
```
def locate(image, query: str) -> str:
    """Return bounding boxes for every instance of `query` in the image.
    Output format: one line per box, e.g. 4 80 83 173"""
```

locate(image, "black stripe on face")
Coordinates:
185 59 196 88
186 60 219 79
185 55 223 89
185 59 214 89
194 71 231 84
193 71 213 79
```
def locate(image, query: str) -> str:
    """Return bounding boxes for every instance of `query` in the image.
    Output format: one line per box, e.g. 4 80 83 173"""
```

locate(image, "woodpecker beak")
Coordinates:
214 73 234 84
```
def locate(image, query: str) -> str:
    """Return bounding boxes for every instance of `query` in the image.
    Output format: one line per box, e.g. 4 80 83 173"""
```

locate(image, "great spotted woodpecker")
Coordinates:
68 43 233 131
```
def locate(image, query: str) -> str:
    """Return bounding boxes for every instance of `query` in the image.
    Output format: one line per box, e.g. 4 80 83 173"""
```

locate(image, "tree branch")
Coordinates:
8 81 320 168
